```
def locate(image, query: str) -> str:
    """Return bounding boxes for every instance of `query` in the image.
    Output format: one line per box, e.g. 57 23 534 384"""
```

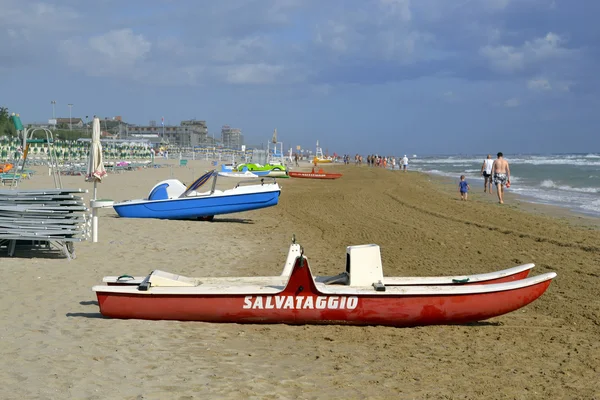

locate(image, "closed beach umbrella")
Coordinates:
86 118 106 189
86 117 107 242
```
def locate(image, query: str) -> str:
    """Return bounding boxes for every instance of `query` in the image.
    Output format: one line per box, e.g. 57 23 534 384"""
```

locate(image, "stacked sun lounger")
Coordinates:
0 188 89 259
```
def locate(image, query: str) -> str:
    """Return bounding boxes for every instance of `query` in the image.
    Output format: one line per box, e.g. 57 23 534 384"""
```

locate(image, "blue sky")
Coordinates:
1 0 598 155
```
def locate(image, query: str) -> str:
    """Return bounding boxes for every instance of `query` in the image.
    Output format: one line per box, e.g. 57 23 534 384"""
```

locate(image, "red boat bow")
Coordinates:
288 168 342 179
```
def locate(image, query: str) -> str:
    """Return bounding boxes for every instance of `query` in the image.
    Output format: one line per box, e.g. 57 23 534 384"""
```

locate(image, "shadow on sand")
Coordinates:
458 321 503 327
66 300 104 318
108 215 254 224
66 312 106 319
210 218 254 224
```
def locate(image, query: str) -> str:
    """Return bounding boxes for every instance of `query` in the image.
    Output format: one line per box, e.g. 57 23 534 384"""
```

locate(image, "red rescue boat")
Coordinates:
93 242 555 327
288 168 342 180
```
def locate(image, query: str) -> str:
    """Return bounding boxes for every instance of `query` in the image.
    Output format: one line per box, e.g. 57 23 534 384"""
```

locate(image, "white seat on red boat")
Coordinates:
346 244 385 288
148 270 198 287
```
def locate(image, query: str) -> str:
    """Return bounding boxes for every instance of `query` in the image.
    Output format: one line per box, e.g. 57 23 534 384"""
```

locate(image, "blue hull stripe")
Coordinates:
114 190 280 219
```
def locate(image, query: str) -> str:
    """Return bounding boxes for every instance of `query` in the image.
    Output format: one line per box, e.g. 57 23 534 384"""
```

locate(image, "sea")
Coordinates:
407 153 600 218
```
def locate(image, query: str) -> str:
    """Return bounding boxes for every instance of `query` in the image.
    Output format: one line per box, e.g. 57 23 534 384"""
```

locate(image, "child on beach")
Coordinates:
459 175 470 201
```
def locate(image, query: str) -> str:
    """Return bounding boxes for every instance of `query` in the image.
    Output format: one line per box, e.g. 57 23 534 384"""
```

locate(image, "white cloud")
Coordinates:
526 78 574 93
480 45 525 73
222 63 285 85
480 32 575 73
265 0 302 24
1 0 587 90
485 0 512 10
311 84 334 96
207 36 271 63
504 97 520 107
527 78 551 91
556 81 573 92
0 1 82 66
524 33 570 58
315 21 355 54
155 37 188 57
379 0 412 22
60 29 151 77
440 90 460 103
0 2 80 37
379 30 434 62
314 2 433 65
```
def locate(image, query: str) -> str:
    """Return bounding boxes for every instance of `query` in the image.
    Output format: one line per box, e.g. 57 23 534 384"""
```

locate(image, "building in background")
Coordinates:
128 119 212 148
56 118 84 129
220 125 244 150
181 119 216 146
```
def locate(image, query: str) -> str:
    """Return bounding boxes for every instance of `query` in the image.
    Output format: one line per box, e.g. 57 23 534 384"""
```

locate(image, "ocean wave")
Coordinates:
511 187 594 205
417 168 600 216
412 155 600 166
539 179 600 194
511 159 600 166
419 168 522 183
411 158 484 164
509 184 600 217
581 199 600 213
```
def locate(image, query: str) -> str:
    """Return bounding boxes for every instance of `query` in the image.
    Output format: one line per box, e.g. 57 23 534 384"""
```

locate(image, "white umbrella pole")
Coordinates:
92 181 98 243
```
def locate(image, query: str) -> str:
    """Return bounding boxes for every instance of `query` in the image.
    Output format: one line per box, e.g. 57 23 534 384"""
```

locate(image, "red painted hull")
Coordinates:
288 171 342 179
95 259 554 327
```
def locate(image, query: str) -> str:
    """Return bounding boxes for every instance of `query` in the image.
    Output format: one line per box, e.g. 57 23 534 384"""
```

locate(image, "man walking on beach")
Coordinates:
481 154 494 194
491 152 511 204
402 155 409 172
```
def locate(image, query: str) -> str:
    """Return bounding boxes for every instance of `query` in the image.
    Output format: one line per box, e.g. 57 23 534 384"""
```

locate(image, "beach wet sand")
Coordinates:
1 161 599 399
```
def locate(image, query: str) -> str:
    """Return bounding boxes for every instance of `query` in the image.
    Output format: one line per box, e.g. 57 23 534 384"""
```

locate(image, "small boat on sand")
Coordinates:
289 168 342 180
236 163 288 178
93 240 555 327
112 170 280 220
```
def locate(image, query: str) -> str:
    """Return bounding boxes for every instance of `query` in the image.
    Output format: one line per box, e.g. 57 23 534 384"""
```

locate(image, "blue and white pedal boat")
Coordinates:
113 170 281 220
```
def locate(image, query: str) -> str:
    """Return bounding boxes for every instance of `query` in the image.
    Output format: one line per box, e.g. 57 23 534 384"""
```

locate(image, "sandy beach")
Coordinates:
1 160 599 400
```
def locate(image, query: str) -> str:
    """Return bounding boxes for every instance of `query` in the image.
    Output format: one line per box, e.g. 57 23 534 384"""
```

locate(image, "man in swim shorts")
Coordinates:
491 152 511 204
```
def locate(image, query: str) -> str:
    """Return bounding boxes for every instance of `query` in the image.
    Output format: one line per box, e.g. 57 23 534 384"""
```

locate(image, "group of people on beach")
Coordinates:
460 152 511 204
364 155 409 171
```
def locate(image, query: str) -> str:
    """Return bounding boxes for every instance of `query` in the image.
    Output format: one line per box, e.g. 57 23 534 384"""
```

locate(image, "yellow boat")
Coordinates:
313 141 333 164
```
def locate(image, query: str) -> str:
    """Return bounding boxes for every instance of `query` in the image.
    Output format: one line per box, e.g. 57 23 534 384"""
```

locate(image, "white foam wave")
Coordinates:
511 159 600 166
510 185 600 217
539 179 600 193
419 168 521 183
411 158 484 165
581 199 600 213
417 168 600 216
412 155 600 167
